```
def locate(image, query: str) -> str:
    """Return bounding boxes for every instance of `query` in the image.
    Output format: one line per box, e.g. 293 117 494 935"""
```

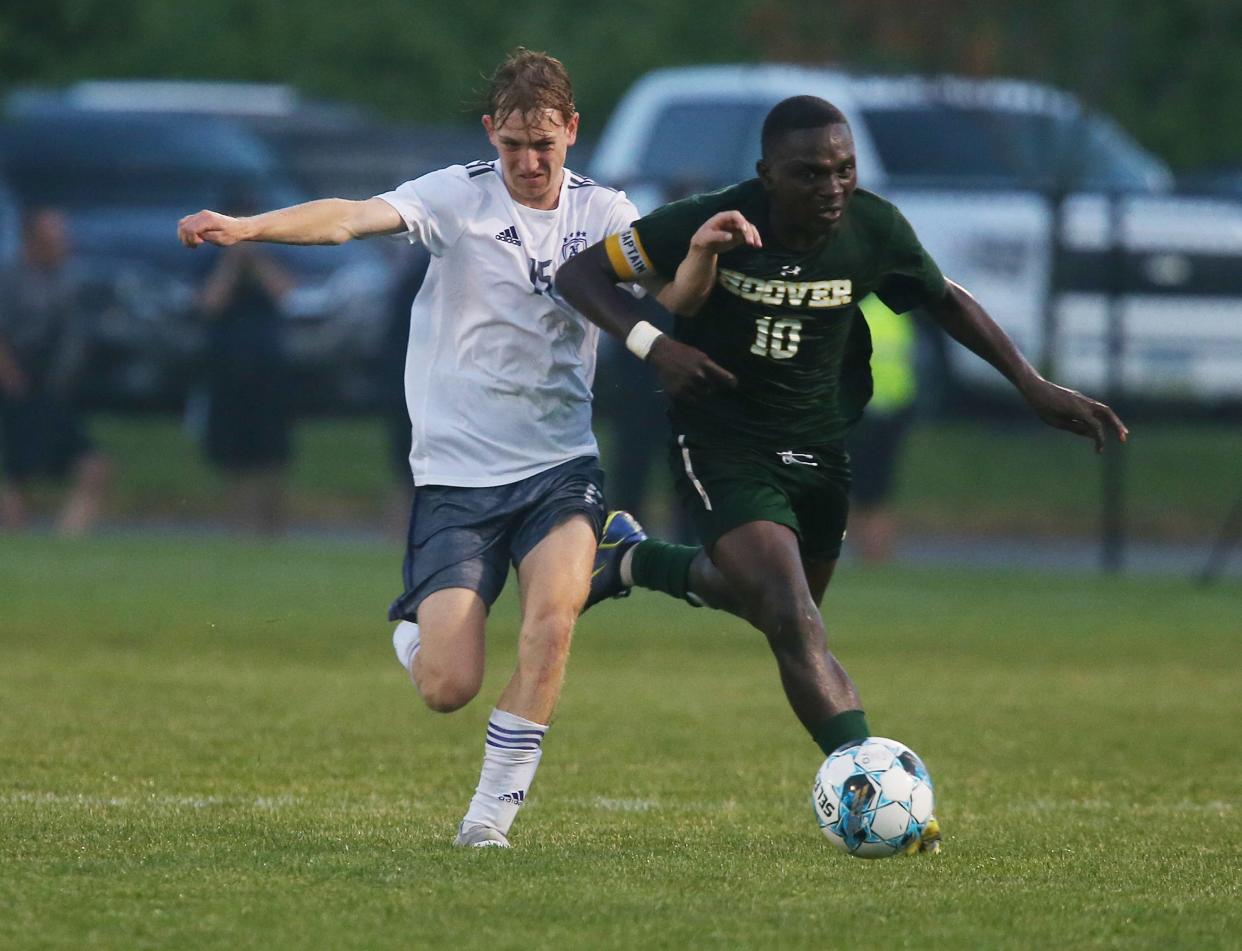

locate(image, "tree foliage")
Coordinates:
2 0 1239 169
751 0 1242 170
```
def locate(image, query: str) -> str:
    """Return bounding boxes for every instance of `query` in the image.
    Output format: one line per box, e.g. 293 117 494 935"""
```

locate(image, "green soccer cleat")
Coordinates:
904 815 942 856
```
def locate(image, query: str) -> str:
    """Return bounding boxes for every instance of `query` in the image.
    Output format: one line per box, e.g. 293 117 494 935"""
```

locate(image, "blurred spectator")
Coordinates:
594 334 692 543
381 243 430 535
0 208 111 534
848 295 917 564
196 220 295 536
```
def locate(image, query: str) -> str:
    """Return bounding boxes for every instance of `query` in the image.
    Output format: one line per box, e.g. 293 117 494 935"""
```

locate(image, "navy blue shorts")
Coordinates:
387 456 607 622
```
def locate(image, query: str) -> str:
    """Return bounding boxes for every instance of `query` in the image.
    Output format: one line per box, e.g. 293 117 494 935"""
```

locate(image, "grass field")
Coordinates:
44 414 1242 540
2 535 1240 949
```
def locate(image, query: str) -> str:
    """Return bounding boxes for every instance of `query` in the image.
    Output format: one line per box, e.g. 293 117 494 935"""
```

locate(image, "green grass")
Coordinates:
893 419 1242 538
89 415 394 522
36 415 1241 539
2 535 1239 949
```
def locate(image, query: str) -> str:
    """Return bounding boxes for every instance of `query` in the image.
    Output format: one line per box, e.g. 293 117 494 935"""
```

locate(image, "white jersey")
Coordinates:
377 161 638 487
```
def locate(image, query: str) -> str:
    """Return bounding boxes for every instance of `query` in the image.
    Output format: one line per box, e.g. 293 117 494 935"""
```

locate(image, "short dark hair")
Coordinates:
761 96 849 157
487 47 575 125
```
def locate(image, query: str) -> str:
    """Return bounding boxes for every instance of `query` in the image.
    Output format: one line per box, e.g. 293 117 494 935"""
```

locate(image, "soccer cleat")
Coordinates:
584 510 647 610
904 815 942 856
452 822 511 849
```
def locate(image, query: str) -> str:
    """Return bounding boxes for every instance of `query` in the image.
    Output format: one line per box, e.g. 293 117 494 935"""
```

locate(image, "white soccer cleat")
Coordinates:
452 822 511 848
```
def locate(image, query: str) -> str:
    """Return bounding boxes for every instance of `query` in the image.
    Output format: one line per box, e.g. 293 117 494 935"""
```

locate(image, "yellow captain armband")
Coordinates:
605 228 653 281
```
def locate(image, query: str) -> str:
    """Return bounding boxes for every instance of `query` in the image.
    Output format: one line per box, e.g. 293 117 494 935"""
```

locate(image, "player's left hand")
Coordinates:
1023 379 1129 452
689 211 762 256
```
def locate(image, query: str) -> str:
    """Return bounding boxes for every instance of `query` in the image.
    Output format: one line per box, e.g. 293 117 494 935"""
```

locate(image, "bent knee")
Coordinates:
419 682 478 714
415 667 482 713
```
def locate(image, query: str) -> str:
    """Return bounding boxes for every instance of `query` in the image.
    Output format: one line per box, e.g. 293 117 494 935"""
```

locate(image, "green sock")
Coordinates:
630 540 699 601
811 710 871 757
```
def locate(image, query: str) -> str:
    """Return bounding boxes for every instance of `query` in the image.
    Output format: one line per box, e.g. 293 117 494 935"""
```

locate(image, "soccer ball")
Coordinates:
811 736 935 858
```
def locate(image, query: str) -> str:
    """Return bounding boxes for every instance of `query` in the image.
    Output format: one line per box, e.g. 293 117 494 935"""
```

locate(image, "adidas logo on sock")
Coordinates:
495 226 521 246
497 790 526 804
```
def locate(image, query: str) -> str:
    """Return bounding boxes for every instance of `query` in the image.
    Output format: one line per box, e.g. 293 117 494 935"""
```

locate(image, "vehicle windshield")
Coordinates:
861 105 1171 192
6 168 305 212
0 116 303 210
635 100 768 189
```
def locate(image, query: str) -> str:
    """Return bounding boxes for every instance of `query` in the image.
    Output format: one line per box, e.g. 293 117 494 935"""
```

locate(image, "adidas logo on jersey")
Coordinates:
495 226 522 246
497 790 526 804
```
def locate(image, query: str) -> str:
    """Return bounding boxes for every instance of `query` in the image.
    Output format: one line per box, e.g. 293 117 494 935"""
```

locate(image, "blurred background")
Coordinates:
2 0 1241 580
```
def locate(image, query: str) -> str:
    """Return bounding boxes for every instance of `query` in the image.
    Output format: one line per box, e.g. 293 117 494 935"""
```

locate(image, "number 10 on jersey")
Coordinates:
751 316 802 360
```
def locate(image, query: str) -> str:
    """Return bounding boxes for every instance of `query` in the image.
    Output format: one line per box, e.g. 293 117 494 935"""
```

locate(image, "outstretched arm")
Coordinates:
558 212 759 399
178 196 405 249
558 242 734 400
655 211 762 316
928 279 1129 452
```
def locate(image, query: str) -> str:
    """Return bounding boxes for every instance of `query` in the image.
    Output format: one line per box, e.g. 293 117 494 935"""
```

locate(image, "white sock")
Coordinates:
392 621 420 670
620 546 637 587
462 708 548 835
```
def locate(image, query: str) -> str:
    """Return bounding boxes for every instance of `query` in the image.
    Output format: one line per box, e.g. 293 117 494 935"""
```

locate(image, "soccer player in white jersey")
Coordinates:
177 49 675 848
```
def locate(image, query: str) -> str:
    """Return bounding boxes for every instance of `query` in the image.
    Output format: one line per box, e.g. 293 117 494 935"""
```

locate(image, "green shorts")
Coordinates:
667 438 852 561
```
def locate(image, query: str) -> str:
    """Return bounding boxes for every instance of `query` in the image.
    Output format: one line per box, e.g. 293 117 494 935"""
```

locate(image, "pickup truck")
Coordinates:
590 66 1242 402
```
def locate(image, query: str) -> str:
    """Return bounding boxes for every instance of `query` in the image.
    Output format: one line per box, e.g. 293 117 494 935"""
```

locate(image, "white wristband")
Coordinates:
625 321 664 361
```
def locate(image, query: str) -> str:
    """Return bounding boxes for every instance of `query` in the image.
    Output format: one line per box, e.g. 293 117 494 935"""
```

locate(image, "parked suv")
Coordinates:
0 110 391 410
592 67 1242 402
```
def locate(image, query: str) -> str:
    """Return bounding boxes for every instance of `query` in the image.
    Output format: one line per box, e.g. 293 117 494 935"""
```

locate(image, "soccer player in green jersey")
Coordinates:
557 96 1128 851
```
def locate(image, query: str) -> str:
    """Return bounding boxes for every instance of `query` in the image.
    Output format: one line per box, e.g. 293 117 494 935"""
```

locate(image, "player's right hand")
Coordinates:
689 211 762 256
177 210 246 248
648 335 738 400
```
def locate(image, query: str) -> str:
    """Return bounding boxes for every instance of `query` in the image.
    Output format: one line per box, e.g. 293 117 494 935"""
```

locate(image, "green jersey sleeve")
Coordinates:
874 208 947 314
610 183 758 282
628 194 719 280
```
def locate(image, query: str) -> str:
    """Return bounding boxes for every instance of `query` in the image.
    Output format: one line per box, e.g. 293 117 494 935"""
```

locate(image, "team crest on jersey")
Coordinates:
561 230 589 260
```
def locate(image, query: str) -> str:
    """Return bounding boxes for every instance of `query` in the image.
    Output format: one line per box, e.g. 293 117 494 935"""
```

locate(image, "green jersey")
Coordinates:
621 180 945 448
